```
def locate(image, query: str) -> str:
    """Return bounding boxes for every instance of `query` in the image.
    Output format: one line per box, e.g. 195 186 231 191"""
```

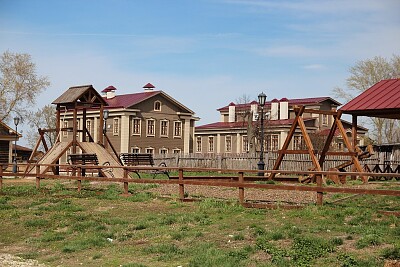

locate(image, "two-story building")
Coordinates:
60 83 198 155
195 96 367 154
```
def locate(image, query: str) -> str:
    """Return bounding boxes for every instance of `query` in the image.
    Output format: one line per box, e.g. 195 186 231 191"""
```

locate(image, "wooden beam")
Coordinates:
269 106 304 180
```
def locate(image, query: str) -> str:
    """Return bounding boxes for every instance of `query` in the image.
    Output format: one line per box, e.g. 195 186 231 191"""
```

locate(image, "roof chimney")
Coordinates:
143 83 155 91
270 98 279 120
228 102 236 123
102 85 117 99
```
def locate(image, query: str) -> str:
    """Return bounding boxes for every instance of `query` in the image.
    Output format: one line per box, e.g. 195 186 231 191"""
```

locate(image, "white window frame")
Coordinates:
174 121 182 138
242 135 249 152
113 118 120 136
172 148 181 154
63 121 68 137
131 118 141 136
160 119 169 137
131 147 140 153
146 119 155 136
145 147 155 154
154 101 162 111
160 148 168 154
225 135 232 153
196 136 202 153
293 135 302 150
322 114 328 125
208 136 214 153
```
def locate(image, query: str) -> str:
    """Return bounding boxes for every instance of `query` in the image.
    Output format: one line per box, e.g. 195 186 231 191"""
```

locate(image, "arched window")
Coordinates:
154 101 161 111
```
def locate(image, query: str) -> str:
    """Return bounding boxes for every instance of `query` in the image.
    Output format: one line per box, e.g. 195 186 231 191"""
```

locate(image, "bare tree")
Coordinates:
333 55 400 144
235 94 258 154
0 51 50 122
26 105 57 149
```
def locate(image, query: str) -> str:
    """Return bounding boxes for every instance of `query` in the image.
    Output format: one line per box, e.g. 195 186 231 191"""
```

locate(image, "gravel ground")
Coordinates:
147 183 317 205
0 254 46 267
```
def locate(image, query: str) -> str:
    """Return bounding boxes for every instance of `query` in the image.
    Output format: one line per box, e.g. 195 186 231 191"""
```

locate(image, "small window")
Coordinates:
160 120 169 137
208 136 214 152
145 147 154 154
113 118 120 136
147 119 155 136
131 147 140 153
293 135 302 150
174 121 182 137
63 121 68 137
242 135 249 152
322 114 328 125
196 136 202 153
271 134 279 151
172 148 181 154
132 118 141 136
154 101 161 111
160 148 168 154
86 120 92 138
225 135 232 152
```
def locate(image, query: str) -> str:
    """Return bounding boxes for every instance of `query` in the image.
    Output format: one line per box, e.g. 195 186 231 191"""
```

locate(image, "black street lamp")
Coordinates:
257 92 267 176
12 117 20 173
103 110 109 134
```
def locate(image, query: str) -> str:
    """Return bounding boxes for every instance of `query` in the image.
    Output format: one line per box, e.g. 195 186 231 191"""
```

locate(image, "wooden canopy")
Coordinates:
52 84 108 109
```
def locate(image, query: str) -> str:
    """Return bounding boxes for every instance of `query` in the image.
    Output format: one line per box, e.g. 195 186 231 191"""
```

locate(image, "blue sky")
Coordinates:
1 0 400 134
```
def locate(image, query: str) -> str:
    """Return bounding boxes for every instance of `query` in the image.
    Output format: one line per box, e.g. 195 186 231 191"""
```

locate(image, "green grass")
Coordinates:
0 179 399 266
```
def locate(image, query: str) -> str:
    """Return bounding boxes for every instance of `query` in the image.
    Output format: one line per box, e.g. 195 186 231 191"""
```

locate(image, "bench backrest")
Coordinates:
120 153 154 166
68 153 99 165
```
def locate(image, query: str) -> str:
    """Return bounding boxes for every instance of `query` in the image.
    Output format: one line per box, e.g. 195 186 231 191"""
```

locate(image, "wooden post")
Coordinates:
238 171 244 205
351 115 358 180
316 174 323 205
0 166 3 190
77 167 82 192
35 165 40 189
179 168 185 201
123 168 129 195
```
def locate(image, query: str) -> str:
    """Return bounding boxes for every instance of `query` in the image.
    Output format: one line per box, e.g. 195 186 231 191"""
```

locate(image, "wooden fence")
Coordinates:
1 163 400 209
154 152 393 172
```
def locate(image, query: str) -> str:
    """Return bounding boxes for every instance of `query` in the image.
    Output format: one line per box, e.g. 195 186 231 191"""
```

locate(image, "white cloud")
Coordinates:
302 64 325 70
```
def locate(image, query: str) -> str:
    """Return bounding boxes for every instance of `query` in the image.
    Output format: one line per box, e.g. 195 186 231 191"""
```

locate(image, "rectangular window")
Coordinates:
86 120 91 138
132 118 141 135
160 120 169 137
147 119 155 136
322 114 328 125
63 121 68 137
145 148 154 154
208 136 214 152
173 149 181 154
160 148 168 154
113 118 119 136
271 134 279 151
196 136 202 152
174 121 182 137
293 135 302 150
225 135 232 152
131 147 140 153
243 135 249 152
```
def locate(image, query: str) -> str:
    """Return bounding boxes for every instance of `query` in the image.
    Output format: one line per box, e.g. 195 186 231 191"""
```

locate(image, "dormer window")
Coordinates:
154 101 161 111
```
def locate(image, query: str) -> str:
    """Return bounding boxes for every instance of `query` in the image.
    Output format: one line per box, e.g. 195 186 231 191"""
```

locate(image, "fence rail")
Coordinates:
1 163 400 209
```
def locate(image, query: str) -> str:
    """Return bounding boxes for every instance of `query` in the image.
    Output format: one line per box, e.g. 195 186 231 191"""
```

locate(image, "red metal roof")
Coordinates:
196 118 316 130
340 79 400 119
217 97 340 112
104 90 160 108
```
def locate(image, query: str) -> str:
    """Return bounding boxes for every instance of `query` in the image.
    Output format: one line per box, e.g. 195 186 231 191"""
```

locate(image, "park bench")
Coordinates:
119 153 169 178
68 153 114 178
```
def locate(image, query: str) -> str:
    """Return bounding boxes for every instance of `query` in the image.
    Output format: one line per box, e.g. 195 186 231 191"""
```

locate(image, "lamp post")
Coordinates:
257 92 267 176
103 110 109 146
12 117 20 173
